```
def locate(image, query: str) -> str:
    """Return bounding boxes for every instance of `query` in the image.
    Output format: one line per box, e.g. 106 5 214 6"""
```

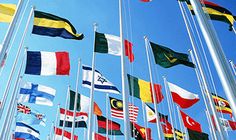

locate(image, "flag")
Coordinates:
59 108 88 128
15 122 40 140
94 31 134 62
0 4 16 23
18 81 56 106
130 122 152 140
168 82 199 108
140 0 152 2
32 10 84 40
93 133 110 140
127 74 164 103
150 41 195 68
174 129 185 140
184 0 236 31
109 97 139 122
220 118 236 131
212 93 232 117
180 110 202 132
97 115 123 135
161 124 174 140
16 104 46 126
145 104 168 123
82 65 120 94
54 127 78 140
25 51 70 75
69 90 102 116
187 129 209 140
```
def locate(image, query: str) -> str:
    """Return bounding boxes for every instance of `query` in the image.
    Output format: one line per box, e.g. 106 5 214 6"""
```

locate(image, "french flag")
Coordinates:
25 51 70 75
168 82 199 109
15 122 40 140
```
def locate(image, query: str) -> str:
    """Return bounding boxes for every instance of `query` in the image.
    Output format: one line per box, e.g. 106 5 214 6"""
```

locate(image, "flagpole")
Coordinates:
53 104 60 140
232 26 236 35
0 6 35 119
144 36 162 139
163 76 176 140
61 85 70 140
189 0 236 120
87 23 97 140
141 101 148 140
50 122 54 140
0 0 24 68
118 0 131 139
205 110 216 140
176 106 185 140
106 93 109 140
229 60 236 76
178 1 225 139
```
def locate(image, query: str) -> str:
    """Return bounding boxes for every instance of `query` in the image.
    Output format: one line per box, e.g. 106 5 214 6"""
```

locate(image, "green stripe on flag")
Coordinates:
95 32 109 53
127 74 140 99
69 90 81 111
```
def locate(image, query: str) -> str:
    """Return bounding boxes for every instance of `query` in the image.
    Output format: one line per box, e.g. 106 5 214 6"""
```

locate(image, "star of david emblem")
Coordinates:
97 75 107 84
27 129 32 133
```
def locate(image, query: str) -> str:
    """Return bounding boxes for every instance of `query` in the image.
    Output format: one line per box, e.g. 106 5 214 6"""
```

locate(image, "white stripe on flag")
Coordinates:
40 51 57 75
15 125 40 138
104 34 121 56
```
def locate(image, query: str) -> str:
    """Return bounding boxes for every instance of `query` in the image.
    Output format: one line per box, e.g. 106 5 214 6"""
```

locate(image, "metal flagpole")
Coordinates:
189 49 218 140
106 93 109 140
87 23 97 140
53 104 60 140
50 122 54 140
232 26 236 35
144 36 162 139
163 76 176 140
71 59 81 140
229 60 236 76
0 0 24 68
118 0 131 139
176 106 185 140
189 0 236 120
178 1 225 139
61 85 70 140
205 110 215 140
0 6 35 119
141 101 148 140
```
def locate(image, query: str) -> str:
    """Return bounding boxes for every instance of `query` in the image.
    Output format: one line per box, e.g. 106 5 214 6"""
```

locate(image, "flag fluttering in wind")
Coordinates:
150 41 195 68
0 4 16 23
109 97 139 122
145 104 168 123
32 10 84 40
25 51 70 75
187 129 209 140
220 118 236 131
16 103 46 126
59 108 88 128
15 122 40 140
212 93 232 117
130 122 152 140
161 124 185 140
54 127 78 140
127 74 164 103
180 110 202 132
94 31 135 62
97 115 124 135
69 90 102 116
168 82 199 108
93 133 110 140
82 65 120 94
18 81 56 106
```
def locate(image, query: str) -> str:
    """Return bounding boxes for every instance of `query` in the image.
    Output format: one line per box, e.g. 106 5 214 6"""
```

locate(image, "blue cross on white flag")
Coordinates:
82 65 120 94
18 81 56 106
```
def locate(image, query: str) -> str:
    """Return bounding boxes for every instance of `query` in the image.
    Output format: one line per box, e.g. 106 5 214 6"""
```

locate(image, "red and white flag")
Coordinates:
168 82 199 108
93 133 109 140
54 127 78 140
180 110 202 132
111 104 139 122
220 118 236 131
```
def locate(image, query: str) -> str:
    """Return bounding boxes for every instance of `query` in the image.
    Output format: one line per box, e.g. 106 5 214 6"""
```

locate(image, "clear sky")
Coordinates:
0 0 236 139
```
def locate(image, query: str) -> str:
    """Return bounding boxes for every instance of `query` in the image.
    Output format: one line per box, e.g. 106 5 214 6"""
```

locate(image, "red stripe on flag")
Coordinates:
150 84 164 104
124 40 134 63
60 108 88 117
171 92 199 108
55 52 70 75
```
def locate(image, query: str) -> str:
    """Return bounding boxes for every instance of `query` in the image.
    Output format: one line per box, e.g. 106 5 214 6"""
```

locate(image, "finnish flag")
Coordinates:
15 122 40 140
18 81 56 106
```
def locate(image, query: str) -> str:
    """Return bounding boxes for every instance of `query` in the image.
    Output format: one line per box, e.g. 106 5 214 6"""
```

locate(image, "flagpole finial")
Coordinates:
188 49 192 53
143 35 148 40
229 60 232 63
93 23 98 31
31 6 36 10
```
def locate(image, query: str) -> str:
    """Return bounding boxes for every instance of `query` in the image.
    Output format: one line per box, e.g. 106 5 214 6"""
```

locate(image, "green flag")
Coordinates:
150 42 195 68
69 90 81 111
188 129 209 140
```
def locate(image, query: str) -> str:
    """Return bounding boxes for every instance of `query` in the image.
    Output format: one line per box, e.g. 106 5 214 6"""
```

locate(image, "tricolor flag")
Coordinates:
82 65 120 94
180 110 202 133
59 108 88 128
18 81 56 106
54 127 78 140
69 90 102 116
187 129 209 140
15 122 40 140
145 104 168 123
25 51 70 75
130 122 152 140
220 118 236 131
93 133 109 140
33 10 84 40
212 93 232 117
168 82 199 108
94 31 135 62
109 97 139 122
127 74 164 103
0 4 16 23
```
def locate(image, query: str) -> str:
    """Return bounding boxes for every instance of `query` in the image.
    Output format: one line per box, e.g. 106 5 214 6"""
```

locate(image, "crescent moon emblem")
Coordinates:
186 116 194 126
111 99 118 109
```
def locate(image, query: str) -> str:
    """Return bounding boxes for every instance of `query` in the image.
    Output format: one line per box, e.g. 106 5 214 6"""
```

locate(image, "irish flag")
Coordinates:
168 82 199 108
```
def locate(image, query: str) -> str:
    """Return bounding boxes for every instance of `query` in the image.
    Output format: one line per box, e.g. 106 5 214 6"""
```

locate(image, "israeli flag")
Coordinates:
15 122 40 140
18 81 56 106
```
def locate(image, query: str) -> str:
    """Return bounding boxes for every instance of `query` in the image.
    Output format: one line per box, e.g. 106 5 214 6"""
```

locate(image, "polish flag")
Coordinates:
180 110 202 132
168 82 199 108
54 127 78 140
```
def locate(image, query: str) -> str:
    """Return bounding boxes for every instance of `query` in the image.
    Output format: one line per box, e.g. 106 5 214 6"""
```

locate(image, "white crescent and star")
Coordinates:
186 116 195 126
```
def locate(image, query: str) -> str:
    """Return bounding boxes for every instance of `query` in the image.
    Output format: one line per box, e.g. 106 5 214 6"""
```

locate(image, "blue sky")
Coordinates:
0 0 236 139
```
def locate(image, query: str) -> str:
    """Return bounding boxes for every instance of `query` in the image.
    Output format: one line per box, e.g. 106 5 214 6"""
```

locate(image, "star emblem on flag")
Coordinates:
97 75 107 84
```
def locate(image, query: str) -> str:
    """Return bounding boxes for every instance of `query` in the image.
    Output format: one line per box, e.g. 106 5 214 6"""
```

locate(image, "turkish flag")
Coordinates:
180 110 202 133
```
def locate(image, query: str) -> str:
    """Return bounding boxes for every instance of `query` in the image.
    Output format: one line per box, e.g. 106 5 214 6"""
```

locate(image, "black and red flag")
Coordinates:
130 122 152 140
